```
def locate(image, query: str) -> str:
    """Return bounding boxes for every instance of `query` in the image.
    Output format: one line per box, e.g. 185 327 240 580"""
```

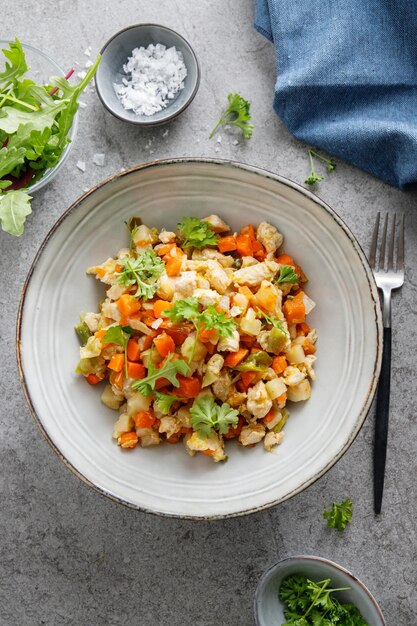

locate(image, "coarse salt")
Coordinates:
114 43 187 116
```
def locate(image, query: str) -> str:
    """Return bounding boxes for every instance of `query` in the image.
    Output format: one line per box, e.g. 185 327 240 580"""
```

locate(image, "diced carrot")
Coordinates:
108 353 125 372
134 411 156 429
85 373 102 385
126 338 141 361
238 286 254 300
199 327 218 343
155 377 171 390
297 322 311 335
224 417 245 439
205 342 216 355
283 292 306 324
276 253 295 267
176 375 201 399
303 339 317 355
166 432 182 444
263 409 276 423
118 432 139 449
277 393 287 404
224 348 249 368
112 370 124 389
153 332 176 357
236 234 253 257
240 334 256 348
117 294 141 317
240 371 257 390
162 324 192 346
96 267 106 278
217 235 237 253
272 356 288 375
240 224 256 239
165 255 182 276
127 361 146 379
201 449 215 457
156 243 176 256
95 329 107 340
153 299 174 319
141 330 157 351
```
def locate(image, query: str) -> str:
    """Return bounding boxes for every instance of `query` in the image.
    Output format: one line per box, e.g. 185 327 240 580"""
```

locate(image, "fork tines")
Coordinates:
370 212 405 273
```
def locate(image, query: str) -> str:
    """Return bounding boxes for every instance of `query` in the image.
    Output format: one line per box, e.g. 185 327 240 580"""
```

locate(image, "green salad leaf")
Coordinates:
0 189 31 235
323 499 353 531
177 216 218 248
0 38 28 88
190 395 239 437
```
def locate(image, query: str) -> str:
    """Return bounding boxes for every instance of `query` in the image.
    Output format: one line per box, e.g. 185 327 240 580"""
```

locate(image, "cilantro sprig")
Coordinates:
154 391 180 414
115 248 164 300
103 325 134 378
276 265 299 285
305 149 336 186
132 352 190 396
209 92 254 140
190 395 239 437
177 216 218 248
279 574 368 625
323 499 353 531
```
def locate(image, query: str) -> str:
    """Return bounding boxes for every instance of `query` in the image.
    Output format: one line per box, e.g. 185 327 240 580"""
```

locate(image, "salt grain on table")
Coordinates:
114 43 187 116
76 161 86 172
93 153 105 166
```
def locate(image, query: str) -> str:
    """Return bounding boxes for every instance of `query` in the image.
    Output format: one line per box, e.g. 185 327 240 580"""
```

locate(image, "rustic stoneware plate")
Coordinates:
17 159 382 519
254 556 385 625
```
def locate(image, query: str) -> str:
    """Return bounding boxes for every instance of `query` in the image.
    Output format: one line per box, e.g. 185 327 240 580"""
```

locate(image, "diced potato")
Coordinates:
287 379 311 402
101 384 123 410
126 392 152 416
286 344 306 365
240 308 262 336
181 335 207 363
139 430 161 447
265 377 287 400
112 413 134 439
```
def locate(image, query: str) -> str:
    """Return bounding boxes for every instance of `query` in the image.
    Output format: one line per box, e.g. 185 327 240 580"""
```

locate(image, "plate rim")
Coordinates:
16 157 383 519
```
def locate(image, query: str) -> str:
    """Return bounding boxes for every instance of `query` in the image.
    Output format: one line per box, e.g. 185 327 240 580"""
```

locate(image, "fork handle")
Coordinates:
373 326 391 514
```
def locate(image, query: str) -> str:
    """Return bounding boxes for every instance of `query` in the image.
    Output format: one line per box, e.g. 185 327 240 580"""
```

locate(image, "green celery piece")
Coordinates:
74 321 92 345
236 351 273 372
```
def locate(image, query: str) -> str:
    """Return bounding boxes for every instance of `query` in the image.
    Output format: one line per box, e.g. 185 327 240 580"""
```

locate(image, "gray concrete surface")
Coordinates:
1 1 416 624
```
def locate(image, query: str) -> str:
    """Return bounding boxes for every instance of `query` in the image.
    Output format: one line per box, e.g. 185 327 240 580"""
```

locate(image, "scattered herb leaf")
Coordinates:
177 216 218 248
154 391 180 414
132 352 190 396
209 92 254 140
116 248 164 300
276 265 299 285
304 149 336 186
323 499 353 531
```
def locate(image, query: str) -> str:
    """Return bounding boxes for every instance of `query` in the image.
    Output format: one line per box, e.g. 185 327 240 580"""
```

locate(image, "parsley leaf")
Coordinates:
116 248 164 300
276 265 299 285
132 353 190 396
153 391 179 415
257 309 286 333
103 325 134 378
305 149 336 186
199 305 236 338
323 499 353 531
164 297 200 323
190 395 239 437
177 216 218 248
210 92 254 140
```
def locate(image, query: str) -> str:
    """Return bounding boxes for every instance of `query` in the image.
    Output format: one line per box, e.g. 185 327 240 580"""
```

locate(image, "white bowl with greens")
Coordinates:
0 39 99 236
254 556 385 626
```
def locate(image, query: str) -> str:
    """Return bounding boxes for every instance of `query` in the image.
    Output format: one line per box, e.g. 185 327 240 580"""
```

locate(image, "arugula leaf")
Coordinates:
323 498 353 531
132 353 190 396
154 391 179 414
177 216 218 248
0 39 28 88
0 145 26 178
190 395 238 437
0 100 68 135
200 305 236 338
305 149 336 186
0 190 31 236
164 297 200 323
276 265 299 285
210 92 254 140
116 249 164 300
103 325 134 378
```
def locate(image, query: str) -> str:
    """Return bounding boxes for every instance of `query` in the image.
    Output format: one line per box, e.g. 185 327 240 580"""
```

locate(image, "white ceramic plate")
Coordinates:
17 159 382 519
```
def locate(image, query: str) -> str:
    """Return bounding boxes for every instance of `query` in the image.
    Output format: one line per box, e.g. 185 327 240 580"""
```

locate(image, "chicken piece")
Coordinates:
256 221 283 254
202 214 230 233
241 256 258 268
247 381 272 419
112 413 134 439
83 312 100 333
106 283 128 301
205 260 232 294
217 329 240 353
286 379 311 402
264 431 284 451
196 277 211 289
182 260 208 272
229 306 242 318
101 300 122 323
192 248 234 268
159 229 176 243
159 416 180 439
212 370 233 402
306 328 318 344
304 355 317 380
87 257 119 285
202 354 225 388
185 431 226 462
227 389 247 409
239 423 266 446
193 288 222 308
157 271 176 301
233 259 279 287
282 366 307 387
138 429 161 447
172 271 198 301
177 407 192 428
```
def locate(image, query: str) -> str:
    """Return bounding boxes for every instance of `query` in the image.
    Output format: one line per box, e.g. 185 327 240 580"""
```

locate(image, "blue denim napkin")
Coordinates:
255 0 417 189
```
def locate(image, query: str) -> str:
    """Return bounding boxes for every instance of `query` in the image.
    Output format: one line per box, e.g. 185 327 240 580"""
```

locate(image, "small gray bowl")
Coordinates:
95 24 200 126
254 556 385 626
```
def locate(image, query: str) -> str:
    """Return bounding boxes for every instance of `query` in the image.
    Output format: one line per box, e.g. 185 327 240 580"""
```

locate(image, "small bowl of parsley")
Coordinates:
254 556 385 626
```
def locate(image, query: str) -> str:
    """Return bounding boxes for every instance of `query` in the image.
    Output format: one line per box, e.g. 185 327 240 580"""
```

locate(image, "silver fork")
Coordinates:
369 212 405 514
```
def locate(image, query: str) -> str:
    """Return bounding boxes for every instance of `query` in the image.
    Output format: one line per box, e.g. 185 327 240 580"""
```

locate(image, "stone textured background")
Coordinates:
1 1 416 624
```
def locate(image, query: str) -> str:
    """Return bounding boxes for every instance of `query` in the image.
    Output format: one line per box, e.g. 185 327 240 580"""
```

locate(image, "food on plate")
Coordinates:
279 574 369 625
0 38 100 236
75 214 317 462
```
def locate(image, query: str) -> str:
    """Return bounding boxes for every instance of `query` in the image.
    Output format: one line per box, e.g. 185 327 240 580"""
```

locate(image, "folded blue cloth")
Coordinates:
255 0 417 189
